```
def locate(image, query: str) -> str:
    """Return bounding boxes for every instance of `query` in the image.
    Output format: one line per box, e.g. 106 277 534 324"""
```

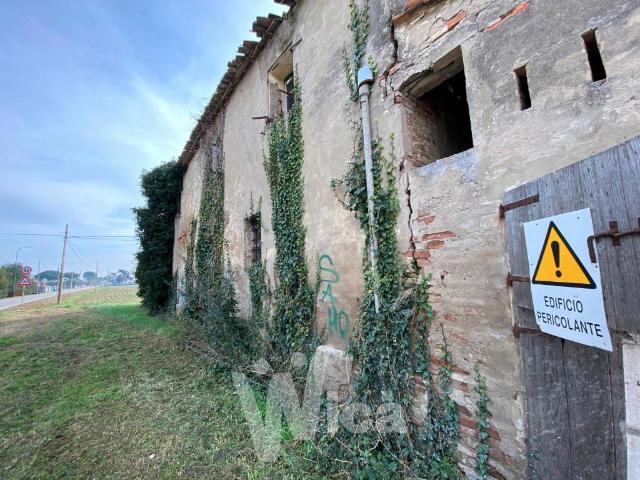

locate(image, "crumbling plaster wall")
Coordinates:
173 149 205 278
386 0 640 478
223 0 377 349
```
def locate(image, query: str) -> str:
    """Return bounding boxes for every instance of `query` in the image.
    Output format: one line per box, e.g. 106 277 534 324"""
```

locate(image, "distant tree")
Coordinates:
134 160 185 313
83 271 97 282
37 270 60 282
0 268 9 298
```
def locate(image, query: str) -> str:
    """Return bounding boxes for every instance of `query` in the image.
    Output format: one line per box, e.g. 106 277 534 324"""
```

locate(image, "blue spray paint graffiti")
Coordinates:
319 254 349 338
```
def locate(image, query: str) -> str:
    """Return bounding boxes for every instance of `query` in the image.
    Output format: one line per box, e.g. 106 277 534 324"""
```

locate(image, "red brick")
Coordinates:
483 1 530 32
488 425 501 441
459 414 477 430
444 312 455 321
446 10 467 30
404 0 423 9
414 249 431 260
416 211 435 223
452 379 470 393
458 404 472 416
431 356 470 376
423 231 457 240
427 240 445 249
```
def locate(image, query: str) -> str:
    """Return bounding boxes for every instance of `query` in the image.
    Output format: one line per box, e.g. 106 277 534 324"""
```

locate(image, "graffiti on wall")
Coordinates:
319 254 349 338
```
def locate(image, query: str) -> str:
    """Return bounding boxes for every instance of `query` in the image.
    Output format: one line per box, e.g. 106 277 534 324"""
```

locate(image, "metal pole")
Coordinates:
36 260 41 292
21 286 25 306
56 224 69 305
357 66 380 314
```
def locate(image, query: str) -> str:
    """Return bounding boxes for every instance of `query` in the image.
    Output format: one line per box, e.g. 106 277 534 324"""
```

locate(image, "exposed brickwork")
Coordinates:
482 1 530 32
446 10 467 30
411 353 514 479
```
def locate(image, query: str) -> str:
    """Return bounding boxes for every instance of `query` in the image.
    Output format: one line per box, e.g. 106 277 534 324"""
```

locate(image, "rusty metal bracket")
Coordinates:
512 326 549 338
587 217 640 263
499 194 539 219
507 273 530 286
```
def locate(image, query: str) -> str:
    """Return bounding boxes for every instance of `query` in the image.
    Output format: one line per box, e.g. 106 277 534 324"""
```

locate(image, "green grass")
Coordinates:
0 287 317 479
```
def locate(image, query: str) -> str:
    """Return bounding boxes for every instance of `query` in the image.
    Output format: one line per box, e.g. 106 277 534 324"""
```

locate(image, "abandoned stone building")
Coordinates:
172 0 640 478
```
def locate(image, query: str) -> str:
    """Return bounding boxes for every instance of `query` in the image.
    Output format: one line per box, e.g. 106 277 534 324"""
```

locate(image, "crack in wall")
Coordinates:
400 158 419 271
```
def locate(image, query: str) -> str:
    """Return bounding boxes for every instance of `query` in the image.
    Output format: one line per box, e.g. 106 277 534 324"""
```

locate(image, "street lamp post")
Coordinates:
13 246 33 297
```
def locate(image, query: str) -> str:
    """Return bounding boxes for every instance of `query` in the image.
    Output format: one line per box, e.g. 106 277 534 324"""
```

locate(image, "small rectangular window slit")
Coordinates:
582 29 606 81
514 66 531 110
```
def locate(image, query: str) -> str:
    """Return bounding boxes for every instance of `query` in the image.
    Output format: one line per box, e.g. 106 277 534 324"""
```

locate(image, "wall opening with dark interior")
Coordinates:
244 212 261 270
514 65 532 110
582 29 606 82
400 47 473 167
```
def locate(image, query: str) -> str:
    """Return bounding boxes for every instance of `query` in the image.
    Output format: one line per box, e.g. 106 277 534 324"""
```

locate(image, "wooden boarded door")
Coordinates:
503 136 640 479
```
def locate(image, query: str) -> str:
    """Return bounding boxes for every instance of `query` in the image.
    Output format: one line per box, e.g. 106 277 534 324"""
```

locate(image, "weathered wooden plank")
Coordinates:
608 333 628 480
563 341 617 479
520 334 572 479
503 182 537 315
505 176 573 479
611 138 640 334
549 141 619 479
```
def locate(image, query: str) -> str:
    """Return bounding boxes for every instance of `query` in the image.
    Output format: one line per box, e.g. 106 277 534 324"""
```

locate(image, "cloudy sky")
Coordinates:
0 0 285 276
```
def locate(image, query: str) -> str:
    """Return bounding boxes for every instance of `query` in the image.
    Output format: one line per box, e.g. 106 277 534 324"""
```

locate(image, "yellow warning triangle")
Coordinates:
532 221 596 289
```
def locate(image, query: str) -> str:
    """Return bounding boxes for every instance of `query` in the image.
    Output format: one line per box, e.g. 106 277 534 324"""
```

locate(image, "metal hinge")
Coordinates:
587 218 640 262
512 326 549 338
507 273 530 286
499 194 539 219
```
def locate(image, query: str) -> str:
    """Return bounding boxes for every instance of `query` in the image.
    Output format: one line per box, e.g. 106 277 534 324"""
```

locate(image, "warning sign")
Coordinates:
531 222 596 288
17 276 32 287
524 208 612 351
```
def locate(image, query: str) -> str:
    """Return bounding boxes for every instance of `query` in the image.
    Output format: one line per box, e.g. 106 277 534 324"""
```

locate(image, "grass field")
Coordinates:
0 287 314 479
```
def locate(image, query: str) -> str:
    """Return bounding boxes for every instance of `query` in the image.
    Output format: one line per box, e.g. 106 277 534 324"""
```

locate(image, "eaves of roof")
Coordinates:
177 0 297 166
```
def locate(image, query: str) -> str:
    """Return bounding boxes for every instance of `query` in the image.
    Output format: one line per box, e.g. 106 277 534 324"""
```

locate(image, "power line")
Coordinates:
0 233 64 237
0 233 137 239
71 235 137 239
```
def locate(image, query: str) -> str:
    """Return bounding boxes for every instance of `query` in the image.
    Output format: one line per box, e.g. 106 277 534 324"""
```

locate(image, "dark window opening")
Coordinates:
416 69 473 160
514 65 532 110
245 213 262 267
582 29 606 81
284 74 295 112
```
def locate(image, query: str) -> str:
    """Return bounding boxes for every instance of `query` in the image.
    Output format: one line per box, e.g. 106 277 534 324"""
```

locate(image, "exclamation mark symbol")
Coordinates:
551 240 561 278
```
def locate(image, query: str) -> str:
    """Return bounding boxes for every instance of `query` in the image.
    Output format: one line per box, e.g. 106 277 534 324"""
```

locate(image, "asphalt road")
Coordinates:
0 287 92 311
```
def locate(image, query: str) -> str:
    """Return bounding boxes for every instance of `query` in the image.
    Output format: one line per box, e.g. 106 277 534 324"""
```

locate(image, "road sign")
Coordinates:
524 208 612 351
17 276 32 287
20 265 32 275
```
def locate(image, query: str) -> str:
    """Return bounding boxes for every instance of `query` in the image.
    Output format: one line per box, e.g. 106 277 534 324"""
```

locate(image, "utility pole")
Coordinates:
56 224 69 305
70 271 74 290
95 260 99 292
